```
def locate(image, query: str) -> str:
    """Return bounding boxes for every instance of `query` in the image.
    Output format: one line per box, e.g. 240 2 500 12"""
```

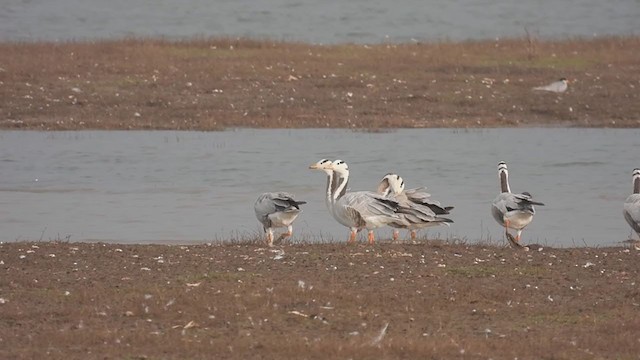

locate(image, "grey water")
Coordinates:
1 129 639 247
0 0 638 44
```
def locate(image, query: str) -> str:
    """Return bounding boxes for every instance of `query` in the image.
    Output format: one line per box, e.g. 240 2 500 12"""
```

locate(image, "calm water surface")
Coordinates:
1 129 639 247
1 0 638 43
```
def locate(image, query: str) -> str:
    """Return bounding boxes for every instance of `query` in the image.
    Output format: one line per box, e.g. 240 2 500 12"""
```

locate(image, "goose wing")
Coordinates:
491 193 510 225
254 192 306 226
624 194 640 234
396 203 453 227
513 192 545 208
492 192 543 222
404 187 454 215
335 191 400 227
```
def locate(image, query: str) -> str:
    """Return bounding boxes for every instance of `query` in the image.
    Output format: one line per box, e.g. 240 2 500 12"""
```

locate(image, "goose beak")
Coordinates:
309 162 334 170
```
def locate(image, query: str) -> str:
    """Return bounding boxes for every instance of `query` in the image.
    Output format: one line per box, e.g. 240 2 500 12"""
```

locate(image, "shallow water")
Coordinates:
1 129 639 247
0 0 638 43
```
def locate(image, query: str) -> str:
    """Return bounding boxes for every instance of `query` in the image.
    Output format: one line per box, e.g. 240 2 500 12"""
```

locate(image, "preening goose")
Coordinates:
377 173 453 240
491 161 544 249
254 192 306 247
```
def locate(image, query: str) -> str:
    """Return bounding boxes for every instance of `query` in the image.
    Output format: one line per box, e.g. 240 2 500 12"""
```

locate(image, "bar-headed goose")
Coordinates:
310 159 402 244
254 192 306 247
491 161 544 249
377 173 453 240
623 168 640 247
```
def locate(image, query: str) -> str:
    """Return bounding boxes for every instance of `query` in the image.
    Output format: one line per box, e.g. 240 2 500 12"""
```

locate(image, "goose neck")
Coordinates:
500 170 511 193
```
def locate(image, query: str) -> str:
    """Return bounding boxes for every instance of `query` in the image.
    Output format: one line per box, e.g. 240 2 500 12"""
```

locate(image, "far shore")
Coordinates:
1 36 639 130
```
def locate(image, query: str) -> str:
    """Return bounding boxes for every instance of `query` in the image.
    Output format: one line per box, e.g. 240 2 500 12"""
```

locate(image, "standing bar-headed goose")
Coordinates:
310 159 402 244
308 159 337 213
623 168 640 248
491 161 544 249
254 192 306 247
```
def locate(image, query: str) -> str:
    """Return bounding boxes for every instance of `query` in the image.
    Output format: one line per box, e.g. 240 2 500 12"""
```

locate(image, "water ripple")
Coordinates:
1 129 639 246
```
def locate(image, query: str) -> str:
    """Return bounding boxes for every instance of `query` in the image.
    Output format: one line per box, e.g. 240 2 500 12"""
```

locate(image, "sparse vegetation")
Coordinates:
1 241 638 359
1 36 639 130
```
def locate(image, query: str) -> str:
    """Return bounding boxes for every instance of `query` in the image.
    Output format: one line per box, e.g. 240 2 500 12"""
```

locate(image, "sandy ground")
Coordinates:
1 240 639 359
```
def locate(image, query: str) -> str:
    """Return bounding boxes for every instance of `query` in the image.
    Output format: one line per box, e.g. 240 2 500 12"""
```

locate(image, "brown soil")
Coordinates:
1 240 639 359
1 37 640 130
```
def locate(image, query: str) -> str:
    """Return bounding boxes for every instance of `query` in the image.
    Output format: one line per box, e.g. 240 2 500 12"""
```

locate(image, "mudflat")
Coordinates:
1 37 639 130
1 240 638 359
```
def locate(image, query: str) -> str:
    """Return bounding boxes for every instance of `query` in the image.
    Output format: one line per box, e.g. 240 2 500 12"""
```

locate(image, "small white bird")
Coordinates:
254 192 306 247
623 168 640 245
491 161 544 249
533 78 568 93
377 173 453 241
